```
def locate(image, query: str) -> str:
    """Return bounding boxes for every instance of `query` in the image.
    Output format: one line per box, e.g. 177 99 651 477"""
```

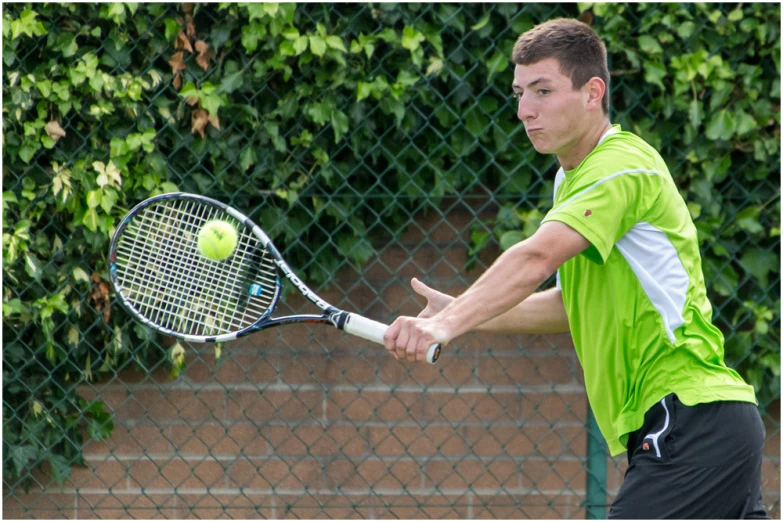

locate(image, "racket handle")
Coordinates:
343 313 442 364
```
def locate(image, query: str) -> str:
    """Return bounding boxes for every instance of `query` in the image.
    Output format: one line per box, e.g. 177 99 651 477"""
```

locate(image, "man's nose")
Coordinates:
517 95 535 122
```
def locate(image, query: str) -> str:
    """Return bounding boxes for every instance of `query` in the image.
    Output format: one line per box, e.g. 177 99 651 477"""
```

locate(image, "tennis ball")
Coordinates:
197 220 238 261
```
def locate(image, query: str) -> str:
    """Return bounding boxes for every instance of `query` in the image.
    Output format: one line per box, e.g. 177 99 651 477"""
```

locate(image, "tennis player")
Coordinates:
383 18 769 519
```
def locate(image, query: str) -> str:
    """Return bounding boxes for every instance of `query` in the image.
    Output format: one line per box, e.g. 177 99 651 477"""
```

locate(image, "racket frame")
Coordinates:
109 192 441 363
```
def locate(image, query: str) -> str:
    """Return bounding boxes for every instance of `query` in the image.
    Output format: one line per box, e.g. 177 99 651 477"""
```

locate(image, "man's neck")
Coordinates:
557 118 613 171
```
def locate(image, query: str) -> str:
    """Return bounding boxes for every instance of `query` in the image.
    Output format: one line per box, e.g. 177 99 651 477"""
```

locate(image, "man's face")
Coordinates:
512 58 590 156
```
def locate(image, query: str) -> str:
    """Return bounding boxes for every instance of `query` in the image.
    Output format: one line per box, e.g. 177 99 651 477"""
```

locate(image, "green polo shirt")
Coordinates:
542 125 756 456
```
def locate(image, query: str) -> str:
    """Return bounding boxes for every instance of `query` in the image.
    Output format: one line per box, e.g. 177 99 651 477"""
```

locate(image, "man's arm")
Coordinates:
477 287 569 334
384 221 588 362
412 278 569 334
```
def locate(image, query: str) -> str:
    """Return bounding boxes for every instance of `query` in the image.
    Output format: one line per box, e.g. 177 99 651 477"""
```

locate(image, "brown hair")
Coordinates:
512 18 610 114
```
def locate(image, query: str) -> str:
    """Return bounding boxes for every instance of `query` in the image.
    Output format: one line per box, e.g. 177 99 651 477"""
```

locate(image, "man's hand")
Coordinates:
412 277 454 319
383 315 452 363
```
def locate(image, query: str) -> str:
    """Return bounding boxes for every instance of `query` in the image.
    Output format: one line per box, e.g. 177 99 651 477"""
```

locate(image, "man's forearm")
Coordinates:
433 241 556 339
476 287 569 334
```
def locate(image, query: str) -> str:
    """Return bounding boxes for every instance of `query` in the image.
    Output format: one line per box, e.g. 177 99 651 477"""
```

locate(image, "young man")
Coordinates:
383 18 769 519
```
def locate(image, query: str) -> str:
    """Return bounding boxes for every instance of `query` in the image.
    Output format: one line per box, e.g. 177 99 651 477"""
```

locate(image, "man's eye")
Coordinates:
539 89 550 95
512 92 522 100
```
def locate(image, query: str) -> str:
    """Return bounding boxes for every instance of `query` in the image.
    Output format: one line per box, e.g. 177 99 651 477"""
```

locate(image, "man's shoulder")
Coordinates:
584 131 666 177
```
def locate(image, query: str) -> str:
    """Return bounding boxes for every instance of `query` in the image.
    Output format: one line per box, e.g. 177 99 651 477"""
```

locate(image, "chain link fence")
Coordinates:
3 3 779 519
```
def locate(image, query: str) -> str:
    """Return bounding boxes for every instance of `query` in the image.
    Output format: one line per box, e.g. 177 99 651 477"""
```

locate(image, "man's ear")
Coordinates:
584 77 606 111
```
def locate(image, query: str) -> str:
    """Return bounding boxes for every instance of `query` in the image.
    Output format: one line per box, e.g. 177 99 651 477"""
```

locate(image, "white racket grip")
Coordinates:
343 313 441 364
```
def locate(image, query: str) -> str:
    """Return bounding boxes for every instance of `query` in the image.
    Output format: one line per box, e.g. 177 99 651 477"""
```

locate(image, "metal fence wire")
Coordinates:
2 2 780 519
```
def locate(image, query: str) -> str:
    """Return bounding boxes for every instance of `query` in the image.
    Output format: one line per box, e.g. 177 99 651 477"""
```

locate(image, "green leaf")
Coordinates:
241 22 266 52
486 51 508 81
331 110 349 143
471 15 491 31
401 26 425 52
688 99 704 129
48 454 72 486
705 110 736 141
638 35 663 55
325 35 346 52
499 231 525 250
309 35 326 57
219 70 244 94
677 21 696 39
201 94 224 116
740 248 778 288
240 147 256 171
306 101 332 125
19 142 38 163
727 9 743 22
293 35 308 55
643 61 667 90
164 18 181 41
736 207 764 234
82 209 99 231
735 111 757 136
9 445 37 477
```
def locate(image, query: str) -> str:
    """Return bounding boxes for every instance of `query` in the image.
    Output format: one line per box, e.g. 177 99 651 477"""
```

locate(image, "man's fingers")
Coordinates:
411 277 432 298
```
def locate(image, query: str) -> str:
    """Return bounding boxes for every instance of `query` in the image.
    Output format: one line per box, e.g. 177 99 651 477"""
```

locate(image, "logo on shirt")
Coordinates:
584 209 592 217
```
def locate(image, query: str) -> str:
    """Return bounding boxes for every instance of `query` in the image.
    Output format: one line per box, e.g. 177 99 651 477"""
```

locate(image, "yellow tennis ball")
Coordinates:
197 220 238 261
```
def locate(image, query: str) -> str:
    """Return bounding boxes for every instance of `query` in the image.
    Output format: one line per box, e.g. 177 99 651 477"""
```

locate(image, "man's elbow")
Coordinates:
507 241 559 287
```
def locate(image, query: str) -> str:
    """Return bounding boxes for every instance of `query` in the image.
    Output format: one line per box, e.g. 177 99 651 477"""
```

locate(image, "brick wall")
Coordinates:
4 206 780 519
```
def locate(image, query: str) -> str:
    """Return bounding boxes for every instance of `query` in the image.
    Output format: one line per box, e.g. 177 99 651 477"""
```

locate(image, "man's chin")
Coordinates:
530 143 554 154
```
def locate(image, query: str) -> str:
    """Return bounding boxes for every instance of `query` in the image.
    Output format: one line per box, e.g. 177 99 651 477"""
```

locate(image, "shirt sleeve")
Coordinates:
542 171 663 264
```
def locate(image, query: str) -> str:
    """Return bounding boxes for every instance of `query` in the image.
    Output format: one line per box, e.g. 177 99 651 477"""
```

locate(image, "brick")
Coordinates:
522 459 586 493
325 424 370 457
265 425 352 457
764 428 780 458
277 352 383 386
422 391 523 423
171 422 267 456
476 354 579 386
276 494 373 519
77 493 175 520
174 493 273 519
160 457 222 489
76 389 128 418
125 389 176 420
606 456 628 493
463 426 535 457
227 389 322 422
325 390 423 422
218 354 279 385
97 423 172 457
227 457 323 490
2 491 74 519
106 360 172 385
127 458 173 490
471 493 575 519
423 459 520 490
374 493 468 519
368 426 466 457
69 457 128 490
522 392 587 425
765 497 780 520
376 355 449 387
127 456 221 490
762 458 780 492
325 458 422 490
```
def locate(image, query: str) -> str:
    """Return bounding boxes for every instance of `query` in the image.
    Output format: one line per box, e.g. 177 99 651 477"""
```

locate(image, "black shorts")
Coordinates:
608 394 769 519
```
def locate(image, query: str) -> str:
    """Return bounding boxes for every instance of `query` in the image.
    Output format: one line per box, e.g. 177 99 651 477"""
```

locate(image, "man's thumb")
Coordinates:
411 277 431 297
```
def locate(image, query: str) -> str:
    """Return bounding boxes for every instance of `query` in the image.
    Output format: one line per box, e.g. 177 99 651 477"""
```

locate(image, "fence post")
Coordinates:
585 405 608 519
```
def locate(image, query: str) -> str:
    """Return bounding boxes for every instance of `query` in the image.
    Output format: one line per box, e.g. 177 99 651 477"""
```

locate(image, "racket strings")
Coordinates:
113 199 279 336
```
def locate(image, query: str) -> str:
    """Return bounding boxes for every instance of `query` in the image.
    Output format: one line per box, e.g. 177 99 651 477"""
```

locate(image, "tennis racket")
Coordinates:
108 192 442 364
